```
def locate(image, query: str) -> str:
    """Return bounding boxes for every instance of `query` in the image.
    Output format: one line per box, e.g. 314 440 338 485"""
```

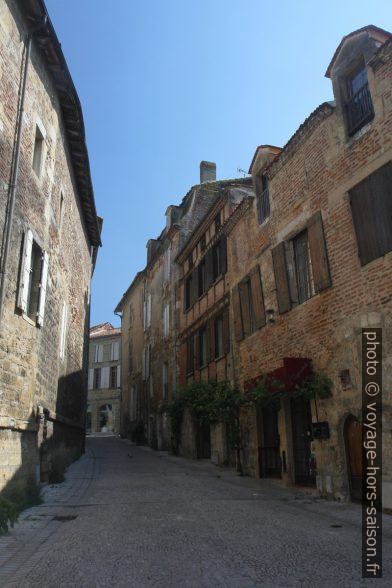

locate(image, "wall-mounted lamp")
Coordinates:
266 308 275 324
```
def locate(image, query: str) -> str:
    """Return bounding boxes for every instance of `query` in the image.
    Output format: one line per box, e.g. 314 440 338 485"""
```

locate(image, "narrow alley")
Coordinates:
1 436 391 588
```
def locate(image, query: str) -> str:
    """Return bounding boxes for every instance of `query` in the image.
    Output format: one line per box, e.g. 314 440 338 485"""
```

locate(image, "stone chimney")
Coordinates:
200 161 216 184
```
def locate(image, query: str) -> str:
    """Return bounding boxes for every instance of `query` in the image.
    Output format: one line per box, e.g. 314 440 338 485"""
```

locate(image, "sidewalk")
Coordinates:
0 448 96 588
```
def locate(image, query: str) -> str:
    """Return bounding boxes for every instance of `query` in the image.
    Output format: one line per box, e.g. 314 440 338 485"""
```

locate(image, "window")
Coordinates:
163 303 170 337
110 366 117 388
17 229 49 326
256 175 270 224
163 247 171 282
32 124 44 177
143 291 151 330
94 368 101 389
349 161 392 265
272 212 331 314
214 213 221 233
200 235 206 253
111 340 120 361
162 362 168 400
59 302 68 359
188 252 193 269
185 273 193 310
212 236 227 281
232 266 266 342
198 258 206 297
142 345 150 381
95 344 103 363
344 63 374 136
199 326 207 368
186 335 194 374
293 231 314 304
214 314 224 358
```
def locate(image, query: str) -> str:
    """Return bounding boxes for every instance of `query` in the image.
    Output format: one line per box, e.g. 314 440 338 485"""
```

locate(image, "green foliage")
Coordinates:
167 380 242 451
246 373 333 408
0 495 19 534
166 371 333 454
7 481 42 511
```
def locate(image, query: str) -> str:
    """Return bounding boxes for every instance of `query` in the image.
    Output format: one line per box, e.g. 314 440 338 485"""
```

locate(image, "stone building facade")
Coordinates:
0 0 101 493
227 26 392 507
87 324 121 434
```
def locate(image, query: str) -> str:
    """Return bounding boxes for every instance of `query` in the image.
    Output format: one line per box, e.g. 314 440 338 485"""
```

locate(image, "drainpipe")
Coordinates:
0 17 47 330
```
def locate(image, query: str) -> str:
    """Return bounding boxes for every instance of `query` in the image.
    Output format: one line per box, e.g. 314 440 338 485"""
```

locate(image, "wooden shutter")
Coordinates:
370 162 392 257
249 265 266 329
88 368 93 390
220 235 227 275
232 285 243 342
195 331 200 370
238 279 251 337
98 344 103 363
18 229 33 312
283 241 299 306
222 308 230 355
37 250 49 326
205 249 214 289
117 365 121 388
209 318 215 362
272 242 291 314
307 211 331 292
349 176 376 265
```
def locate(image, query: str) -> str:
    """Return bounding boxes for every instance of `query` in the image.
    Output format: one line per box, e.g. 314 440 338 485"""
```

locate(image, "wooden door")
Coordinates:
345 416 362 502
196 420 211 459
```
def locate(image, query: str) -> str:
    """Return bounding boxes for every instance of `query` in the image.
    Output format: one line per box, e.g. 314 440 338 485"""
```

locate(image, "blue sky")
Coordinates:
45 0 392 327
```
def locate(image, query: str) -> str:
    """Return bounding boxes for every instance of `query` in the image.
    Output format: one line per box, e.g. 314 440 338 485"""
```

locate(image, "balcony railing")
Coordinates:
345 82 374 137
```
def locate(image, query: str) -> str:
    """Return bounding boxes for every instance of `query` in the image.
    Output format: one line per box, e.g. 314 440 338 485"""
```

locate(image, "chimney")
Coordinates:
200 161 216 184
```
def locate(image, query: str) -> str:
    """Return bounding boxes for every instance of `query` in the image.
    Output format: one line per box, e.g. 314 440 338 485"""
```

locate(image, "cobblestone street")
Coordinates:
1 436 391 587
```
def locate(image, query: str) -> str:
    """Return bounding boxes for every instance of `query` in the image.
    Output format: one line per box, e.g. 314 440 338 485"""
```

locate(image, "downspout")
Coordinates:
0 17 47 329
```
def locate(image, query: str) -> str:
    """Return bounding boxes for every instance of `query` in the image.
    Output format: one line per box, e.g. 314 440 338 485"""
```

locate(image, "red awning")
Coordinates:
244 358 311 393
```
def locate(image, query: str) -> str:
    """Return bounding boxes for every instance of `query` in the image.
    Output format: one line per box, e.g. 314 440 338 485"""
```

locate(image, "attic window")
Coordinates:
345 63 374 136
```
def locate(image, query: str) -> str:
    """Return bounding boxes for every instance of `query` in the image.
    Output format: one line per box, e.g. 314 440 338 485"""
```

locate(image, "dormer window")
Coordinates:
345 62 374 136
256 175 270 224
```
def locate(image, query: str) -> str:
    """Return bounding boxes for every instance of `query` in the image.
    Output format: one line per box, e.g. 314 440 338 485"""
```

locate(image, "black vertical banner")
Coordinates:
362 328 382 578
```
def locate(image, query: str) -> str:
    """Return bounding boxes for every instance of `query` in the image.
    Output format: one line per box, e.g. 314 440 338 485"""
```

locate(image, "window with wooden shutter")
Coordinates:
272 242 291 314
238 278 253 337
185 274 193 310
307 211 331 292
117 365 121 388
18 229 33 313
191 266 199 304
199 326 207 368
222 308 230 355
59 302 68 359
187 335 195 374
232 285 243 342
213 314 222 359
88 368 93 390
205 248 214 290
249 265 266 329
349 161 392 265
36 251 49 327
209 317 216 361
220 235 227 275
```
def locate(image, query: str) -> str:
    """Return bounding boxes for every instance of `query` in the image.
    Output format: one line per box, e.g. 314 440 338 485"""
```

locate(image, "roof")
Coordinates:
265 102 335 178
90 322 121 338
17 0 101 247
248 145 282 175
114 269 146 314
325 25 391 78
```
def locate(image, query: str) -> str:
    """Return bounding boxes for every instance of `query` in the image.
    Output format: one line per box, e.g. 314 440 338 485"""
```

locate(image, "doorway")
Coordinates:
291 397 315 486
196 420 211 459
344 415 362 502
258 405 281 478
